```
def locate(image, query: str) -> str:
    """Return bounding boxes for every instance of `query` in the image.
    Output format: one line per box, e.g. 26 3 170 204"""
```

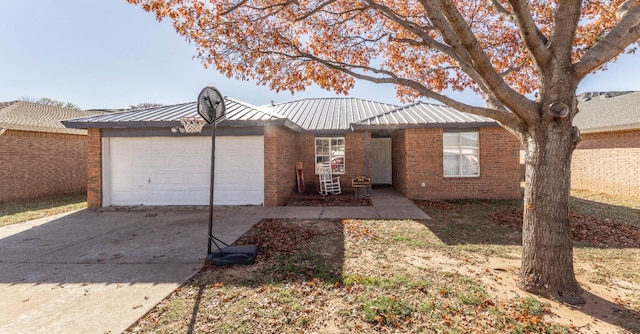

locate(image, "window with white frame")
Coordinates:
315 137 345 174
443 131 479 177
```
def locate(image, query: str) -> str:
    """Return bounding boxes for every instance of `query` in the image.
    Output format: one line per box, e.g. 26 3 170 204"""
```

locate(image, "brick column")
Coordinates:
87 128 102 208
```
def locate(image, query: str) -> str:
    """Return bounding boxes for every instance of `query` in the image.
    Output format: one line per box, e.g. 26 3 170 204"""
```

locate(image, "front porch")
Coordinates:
266 187 430 220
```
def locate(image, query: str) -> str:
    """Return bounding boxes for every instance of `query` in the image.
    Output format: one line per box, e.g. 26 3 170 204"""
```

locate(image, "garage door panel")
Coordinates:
107 136 263 206
111 156 133 171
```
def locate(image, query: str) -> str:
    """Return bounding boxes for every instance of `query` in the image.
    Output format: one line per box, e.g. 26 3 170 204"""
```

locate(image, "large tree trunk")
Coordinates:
518 116 585 305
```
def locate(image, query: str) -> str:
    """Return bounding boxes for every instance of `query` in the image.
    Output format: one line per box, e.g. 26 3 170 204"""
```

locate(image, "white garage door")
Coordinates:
105 136 264 206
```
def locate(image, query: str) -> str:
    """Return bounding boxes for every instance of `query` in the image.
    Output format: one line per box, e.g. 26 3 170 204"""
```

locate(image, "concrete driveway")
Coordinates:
0 188 428 333
0 206 268 334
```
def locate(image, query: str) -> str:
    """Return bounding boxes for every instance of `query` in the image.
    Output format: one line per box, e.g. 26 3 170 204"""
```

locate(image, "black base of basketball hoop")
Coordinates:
206 244 259 265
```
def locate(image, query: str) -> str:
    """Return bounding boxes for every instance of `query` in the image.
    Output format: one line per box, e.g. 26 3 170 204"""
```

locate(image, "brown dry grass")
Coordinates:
125 191 640 334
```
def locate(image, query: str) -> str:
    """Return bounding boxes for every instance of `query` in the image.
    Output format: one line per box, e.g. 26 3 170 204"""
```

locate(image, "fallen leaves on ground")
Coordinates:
489 209 640 248
233 219 339 261
126 218 586 334
126 197 640 334
284 192 371 206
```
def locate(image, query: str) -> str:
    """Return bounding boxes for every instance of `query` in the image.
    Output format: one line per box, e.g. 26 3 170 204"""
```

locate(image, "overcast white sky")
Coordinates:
1 1 639 110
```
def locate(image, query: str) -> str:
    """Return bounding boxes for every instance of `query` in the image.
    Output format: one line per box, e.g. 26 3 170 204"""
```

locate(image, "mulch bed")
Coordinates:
285 191 372 206
489 209 640 248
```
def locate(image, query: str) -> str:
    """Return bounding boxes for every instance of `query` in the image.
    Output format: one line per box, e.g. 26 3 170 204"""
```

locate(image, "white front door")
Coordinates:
105 136 264 206
370 137 392 184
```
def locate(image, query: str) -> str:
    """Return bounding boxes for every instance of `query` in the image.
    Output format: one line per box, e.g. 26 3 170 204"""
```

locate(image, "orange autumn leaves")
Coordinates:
127 0 638 100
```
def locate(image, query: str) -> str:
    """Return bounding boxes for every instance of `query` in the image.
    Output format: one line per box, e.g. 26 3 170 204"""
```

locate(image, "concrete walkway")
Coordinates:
0 188 428 334
266 187 431 220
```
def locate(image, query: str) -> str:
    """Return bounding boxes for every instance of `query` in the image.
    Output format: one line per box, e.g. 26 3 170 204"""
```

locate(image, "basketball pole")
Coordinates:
207 119 215 255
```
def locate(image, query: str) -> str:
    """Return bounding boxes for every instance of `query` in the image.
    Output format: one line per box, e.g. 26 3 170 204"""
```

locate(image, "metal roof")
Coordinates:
353 101 497 130
64 97 285 129
62 96 500 133
575 91 640 133
263 98 399 132
0 101 107 135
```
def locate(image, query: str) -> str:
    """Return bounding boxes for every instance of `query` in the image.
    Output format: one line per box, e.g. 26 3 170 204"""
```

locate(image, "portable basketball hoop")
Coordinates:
179 117 206 133
198 86 259 266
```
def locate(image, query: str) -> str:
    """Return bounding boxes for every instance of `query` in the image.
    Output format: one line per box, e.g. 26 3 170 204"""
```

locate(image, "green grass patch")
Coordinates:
520 297 548 316
0 193 86 227
342 274 412 288
362 296 413 327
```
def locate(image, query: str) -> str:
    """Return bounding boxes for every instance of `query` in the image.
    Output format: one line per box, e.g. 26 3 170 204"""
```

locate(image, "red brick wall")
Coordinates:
343 132 369 192
296 132 370 194
572 129 640 197
86 128 102 208
0 130 87 203
393 127 521 200
263 126 299 206
296 133 317 194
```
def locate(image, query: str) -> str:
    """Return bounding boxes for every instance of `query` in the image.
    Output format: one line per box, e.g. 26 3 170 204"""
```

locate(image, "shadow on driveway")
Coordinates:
0 206 267 334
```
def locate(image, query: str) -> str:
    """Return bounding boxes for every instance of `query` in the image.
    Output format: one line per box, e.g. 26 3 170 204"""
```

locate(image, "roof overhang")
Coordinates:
578 123 640 134
62 118 304 132
351 121 499 131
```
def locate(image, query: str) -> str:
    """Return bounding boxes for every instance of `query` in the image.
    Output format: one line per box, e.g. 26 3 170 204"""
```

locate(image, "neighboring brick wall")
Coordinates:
393 127 521 200
572 129 640 197
86 128 102 208
263 126 299 206
0 129 87 203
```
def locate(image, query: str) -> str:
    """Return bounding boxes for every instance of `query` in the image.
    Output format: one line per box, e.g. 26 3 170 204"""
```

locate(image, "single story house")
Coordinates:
63 97 521 208
572 91 640 197
0 101 106 203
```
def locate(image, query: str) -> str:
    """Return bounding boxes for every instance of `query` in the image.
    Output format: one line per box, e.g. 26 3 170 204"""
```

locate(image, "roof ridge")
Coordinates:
269 96 399 107
225 97 285 119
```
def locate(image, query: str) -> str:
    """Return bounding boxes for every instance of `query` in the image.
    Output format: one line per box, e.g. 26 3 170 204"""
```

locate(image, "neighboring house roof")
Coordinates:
0 101 107 135
352 101 497 130
63 97 296 130
263 98 399 132
574 91 640 133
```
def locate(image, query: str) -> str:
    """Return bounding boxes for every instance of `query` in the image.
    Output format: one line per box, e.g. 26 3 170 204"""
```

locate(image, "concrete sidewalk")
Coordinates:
0 188 428 333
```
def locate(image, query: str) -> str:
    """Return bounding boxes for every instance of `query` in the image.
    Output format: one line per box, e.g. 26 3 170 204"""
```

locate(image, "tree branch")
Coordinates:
263 46 520 130
575 4 640 78
220 0 249 16
425 0 538 124
294 0 336 21
505 0 550 67
548 0 582 64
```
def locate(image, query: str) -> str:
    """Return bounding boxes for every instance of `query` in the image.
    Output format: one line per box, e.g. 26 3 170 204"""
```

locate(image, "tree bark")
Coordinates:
519 118 585 305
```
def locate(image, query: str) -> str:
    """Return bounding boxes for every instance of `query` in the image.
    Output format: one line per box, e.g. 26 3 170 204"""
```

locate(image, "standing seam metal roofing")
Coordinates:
263 97 399 131
354 101 496 128
63 97 498 131
63 98 282 128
